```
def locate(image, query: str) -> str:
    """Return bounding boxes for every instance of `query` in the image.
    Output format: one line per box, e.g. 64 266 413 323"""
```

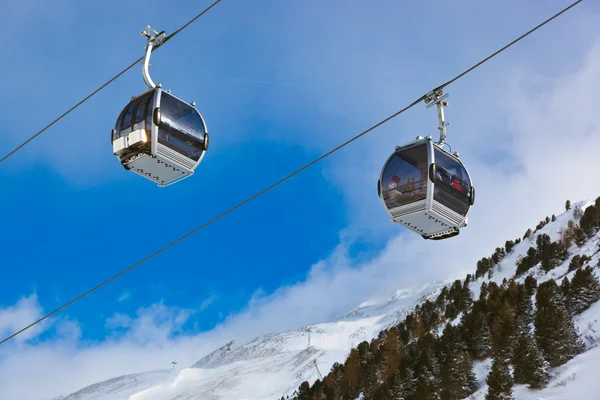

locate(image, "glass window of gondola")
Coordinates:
433 147 472 216
157 92 207 161
381 144 428 210
113 90 155 141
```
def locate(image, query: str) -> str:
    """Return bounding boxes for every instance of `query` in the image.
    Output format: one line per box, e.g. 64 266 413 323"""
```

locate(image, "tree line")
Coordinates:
284 197 600 400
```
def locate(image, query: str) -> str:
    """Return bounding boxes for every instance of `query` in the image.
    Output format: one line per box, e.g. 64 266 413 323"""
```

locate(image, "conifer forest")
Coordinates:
286 197 600 400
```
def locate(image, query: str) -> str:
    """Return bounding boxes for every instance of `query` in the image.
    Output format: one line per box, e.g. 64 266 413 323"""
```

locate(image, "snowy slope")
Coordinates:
461 199 600 400
50 370 174 400
466 299 600 400
468 200 599 300
51 280 449 400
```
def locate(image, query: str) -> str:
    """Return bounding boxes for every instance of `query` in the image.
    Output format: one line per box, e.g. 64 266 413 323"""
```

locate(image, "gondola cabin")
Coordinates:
377 136 475 240
111 87 209 187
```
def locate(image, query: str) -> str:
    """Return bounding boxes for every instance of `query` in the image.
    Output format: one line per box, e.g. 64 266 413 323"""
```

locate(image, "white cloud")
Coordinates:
104 302 195 345
0 299 218 400
0 293 46 344
118 291 133 303
199 294 219 311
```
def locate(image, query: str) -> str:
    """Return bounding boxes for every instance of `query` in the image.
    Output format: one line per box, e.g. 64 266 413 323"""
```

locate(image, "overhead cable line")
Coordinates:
0 0 582 346
0 0 223 164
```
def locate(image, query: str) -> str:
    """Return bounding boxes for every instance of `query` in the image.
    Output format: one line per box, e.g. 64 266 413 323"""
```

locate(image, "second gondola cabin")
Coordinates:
112 87 209 187
377 135 475 240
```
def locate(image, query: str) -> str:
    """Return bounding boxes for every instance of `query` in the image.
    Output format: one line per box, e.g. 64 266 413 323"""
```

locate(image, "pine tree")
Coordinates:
535 234 563 272
461 301 492 359
512 331 549 389
516 247 538 276
475 319 493 359
574 227 587 247
295 381 312 400
580 204 599 238
458 350 478 396
512 332 528 385
574 204 584 220
559 219 577 248
535 280 584 367
568 255 584 272
525 337 550 389
552 214 556 222
439 349 477 400
476 257 493 279
492 247 506 265
413 335 441 400
341 348 361 399
524 228 533 240
505 240 515 254
485 356 514 400
565 200 571 211
514 284 533 335
491 299 516 358
380 327 404 381
391 365 416 400
560 277 571 312
524 275 537 295
439 325 477 400
568 266 600 315
445 302 458 320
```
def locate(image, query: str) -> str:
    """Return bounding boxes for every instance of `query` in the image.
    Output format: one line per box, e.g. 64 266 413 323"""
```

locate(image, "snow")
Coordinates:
51 199 600 400
466 302 600 400
50 370 174 400
51 280 448 400
129 281 450 400
463 199 600 400
468 199 597 299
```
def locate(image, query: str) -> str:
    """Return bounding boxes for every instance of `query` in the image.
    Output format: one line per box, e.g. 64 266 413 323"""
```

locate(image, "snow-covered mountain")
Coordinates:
468 299 600 400
461 199 600 399
50 370 174 400
51 199 600 400
50 279 450 400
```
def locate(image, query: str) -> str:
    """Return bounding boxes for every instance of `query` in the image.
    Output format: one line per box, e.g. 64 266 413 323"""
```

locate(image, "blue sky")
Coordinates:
2 0 600 398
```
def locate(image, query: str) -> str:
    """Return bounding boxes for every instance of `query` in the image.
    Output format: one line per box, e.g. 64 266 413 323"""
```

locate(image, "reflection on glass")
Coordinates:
113 91 155 141
157 92 207 161
381 144 428 210
160 92 207 142
433 148 471 215
158 130 202 161
121 101 135 133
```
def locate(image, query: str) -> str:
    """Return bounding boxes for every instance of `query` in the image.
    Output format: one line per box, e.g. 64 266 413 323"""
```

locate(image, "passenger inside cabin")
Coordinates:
450 176 462 192
388 175 401 192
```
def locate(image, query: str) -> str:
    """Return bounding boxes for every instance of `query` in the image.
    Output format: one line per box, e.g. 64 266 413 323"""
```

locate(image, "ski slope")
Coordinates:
50 370 174 400
51 280 449 400
51 200 600 400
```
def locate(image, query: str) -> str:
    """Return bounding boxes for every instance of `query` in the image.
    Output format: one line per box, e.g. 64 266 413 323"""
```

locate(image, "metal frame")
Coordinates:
424 88 449 147
141 26 166 90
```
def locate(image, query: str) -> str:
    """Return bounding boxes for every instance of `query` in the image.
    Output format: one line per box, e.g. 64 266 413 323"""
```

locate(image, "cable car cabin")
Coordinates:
377 136 475 240
111 87 209 187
